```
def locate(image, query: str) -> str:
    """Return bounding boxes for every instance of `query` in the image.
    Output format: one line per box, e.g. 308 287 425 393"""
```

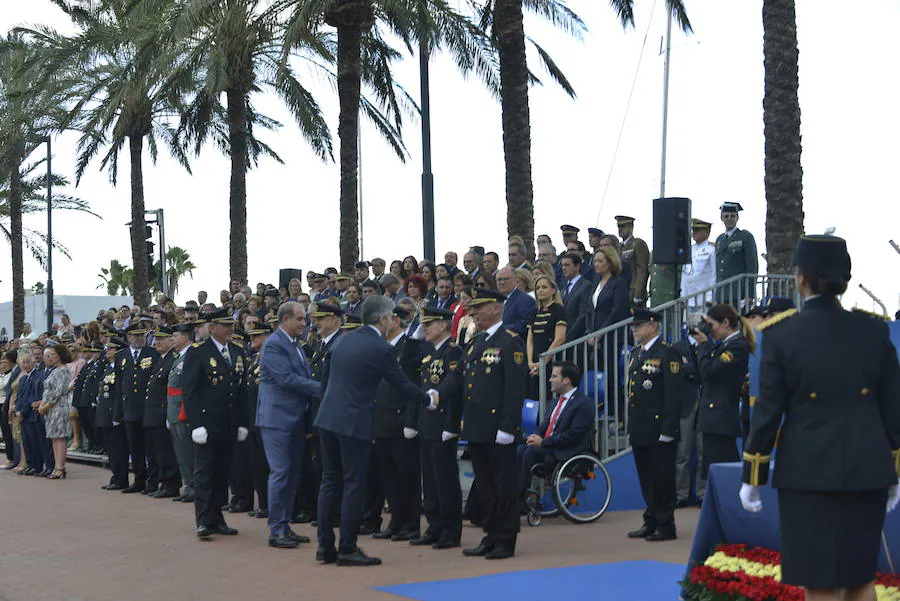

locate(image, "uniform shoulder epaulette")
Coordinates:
191 342 202 348
758 309 798 331
851 307 890 321
505 329 519 337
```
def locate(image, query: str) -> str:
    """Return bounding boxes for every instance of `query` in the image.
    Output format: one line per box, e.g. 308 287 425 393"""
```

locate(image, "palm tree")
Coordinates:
163 245 196 297
762 0 803 273
166 0 335 284
477 0 690 257
280 0 498 270
27 0 193 309
97 258 133 296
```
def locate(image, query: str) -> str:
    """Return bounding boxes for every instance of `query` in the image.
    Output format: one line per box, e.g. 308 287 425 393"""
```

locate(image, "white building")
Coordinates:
0 293 132 339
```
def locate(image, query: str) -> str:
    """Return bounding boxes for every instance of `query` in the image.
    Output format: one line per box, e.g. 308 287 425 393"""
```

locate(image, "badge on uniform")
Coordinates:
421 355 432 365
235 356 244 372
481 348 500 365
669 361 681 374
448 361 459 371
121 358 127 367
429 360 444 384
514 352 524 365
210 357 218 368
720 351 734 363
641 359 661 374
642 380 653 390
140 357 152 369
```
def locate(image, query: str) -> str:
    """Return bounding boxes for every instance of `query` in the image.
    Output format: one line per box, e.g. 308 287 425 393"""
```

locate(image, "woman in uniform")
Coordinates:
740 235 900 601
693 303 754 476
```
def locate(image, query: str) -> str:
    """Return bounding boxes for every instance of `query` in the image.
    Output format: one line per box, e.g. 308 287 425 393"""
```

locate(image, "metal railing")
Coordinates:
538 273 798 459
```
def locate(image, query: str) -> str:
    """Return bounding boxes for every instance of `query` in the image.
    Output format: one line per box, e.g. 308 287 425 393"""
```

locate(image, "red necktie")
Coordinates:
544 394 568 438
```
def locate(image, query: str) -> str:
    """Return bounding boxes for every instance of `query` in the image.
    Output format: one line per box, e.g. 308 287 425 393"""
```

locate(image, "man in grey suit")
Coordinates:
258 302 321 549
314 296 436 567
560 252 591 335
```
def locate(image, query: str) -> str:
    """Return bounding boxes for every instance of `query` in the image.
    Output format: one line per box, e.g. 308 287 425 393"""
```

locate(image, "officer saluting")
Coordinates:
459 288 527 560
411 307 464 550
625 309 684 542
181 308 250 540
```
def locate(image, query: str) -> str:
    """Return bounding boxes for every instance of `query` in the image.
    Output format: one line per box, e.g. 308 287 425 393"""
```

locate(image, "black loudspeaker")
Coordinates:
279 268 303 290
652 197 691 265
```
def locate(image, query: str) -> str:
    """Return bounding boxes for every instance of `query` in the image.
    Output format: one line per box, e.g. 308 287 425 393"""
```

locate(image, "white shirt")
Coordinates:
388 332 404 347
212 338 231 364
321 330 339 346
433 336 450 352
722 330 741 344
179 346 190 358
546 387 577 436
483 320 504 339
642 335 660 352
565 274 582 295
367 325 382 337
681 239 716 306
591 280 605 309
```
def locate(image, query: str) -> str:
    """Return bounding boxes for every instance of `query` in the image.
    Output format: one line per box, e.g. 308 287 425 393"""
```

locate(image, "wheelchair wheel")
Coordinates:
527 469 560 519
527 509 542 527
552 453 612 524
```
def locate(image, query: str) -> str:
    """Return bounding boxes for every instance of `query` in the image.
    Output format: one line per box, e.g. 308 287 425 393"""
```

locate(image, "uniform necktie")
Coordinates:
133 350 139 363
545 394 568 438
565 281 573 299
221 345 232 367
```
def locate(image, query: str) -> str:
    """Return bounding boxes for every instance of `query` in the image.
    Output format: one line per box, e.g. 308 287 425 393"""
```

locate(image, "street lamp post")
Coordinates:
419 38 435 262
45 136 54 333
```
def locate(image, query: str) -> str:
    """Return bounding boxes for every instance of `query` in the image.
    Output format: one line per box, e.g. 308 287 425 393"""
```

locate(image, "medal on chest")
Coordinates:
481 348 501 373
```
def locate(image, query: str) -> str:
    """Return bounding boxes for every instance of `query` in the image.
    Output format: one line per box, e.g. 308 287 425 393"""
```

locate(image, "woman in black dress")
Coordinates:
741 235 900 599
526 275 567 398
693 303 754 477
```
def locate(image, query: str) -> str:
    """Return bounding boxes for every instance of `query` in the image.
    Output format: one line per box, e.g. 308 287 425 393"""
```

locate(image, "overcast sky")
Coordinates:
2 0 898 315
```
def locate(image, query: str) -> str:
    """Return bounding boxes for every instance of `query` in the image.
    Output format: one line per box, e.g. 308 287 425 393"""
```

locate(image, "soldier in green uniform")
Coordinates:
714 202 758 306
616 215 651 307
625 309 684 542
167 321 196 502
459 288 528 560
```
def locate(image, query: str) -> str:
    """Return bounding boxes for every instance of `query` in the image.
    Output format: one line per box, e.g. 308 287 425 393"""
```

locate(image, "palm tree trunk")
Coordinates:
129 135 151 308
227 89 249 286
763 0 803 273
9 141 25 337
336 22 362 273
494 0 535 259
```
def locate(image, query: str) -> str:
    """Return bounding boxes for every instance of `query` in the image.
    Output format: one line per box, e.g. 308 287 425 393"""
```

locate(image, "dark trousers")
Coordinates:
1 405 14 462
374 437 421 533
148 426 181 489
229 438 253 509
361 451 384 529
144 427 159 487
420 439 462 543
193 431 235 528
317 429 372 554
260 426 305 538
249 428 269 510
124 421 147 486
516 444 552 494
76 406 96 449
468 442 519 548
701 433 739 478
294 435 321 519
103 425 130 486
22 420 42 470
632 442 677 532
35 417 52 471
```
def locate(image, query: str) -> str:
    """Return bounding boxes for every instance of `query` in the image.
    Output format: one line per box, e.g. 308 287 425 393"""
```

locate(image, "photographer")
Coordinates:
691 304 755 477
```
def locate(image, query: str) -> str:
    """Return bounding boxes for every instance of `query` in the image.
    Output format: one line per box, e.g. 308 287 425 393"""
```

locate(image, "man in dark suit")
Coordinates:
313 295 433 567
114 323 160 494
258 301 321 549
182 308 250 540
497 267 536 338
143 327 181 498
626 309 684 542
517 361 592 495
96 339 129 489
559 253 591 333
428 276 456 311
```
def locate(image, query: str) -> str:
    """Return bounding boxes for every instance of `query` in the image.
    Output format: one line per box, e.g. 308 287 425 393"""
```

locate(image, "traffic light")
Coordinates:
144 224 155 280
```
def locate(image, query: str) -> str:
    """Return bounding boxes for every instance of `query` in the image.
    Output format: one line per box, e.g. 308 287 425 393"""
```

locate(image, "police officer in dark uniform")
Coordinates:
114 323 160 494
371 305 423 542
459 288 528 560
72 343 103 453
97 338 129 490
625 309 683 541
741 235 900 597
246 323 273 519
143 326 181 498
226 328 254 513
293 303 344 525
181 308 250 539
410 307 464 549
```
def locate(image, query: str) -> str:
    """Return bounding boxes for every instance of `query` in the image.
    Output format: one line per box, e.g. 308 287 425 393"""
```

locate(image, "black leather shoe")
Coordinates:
462 541 494 557
180 495 195 503
336 548 382 566
409 534 440 546
316 545 338 563
250 509 269 519
645 529 677 542
172 495 185 502
211 524 239 535
20 467 35 476
142 484 159 495
291 511 313 524
391 531 419 542
357 523 379 536
675 498 690 509
153 487 180 499
38 469 53 477
485 546 515 560
228 504 251 513
627 526 654 539
372 528 398 540
196 526 214 539
269 536 300 549
432 539 460 550
105 483 126 491
287 530 310 544
122 484 145 494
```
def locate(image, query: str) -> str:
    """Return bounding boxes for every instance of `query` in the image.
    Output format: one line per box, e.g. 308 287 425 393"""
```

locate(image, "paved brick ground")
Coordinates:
0 463 699 601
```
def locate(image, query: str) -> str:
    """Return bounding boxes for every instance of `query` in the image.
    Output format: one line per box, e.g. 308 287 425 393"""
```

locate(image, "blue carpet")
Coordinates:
375 560 686 601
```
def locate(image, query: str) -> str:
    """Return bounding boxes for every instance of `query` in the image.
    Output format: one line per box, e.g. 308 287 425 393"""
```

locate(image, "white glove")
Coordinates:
112 421 121 427
426 389 439 411
739 483 763 513
192 426 209 445
495 430 515 445
633 298 644 304
441 431 458 442
659 435 675 443
237 427 249 442
888 479 900 513
403 427 418 440
165 419 171 431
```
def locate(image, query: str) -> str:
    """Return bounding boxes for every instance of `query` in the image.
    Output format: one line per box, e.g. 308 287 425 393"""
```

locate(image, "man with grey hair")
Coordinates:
379 273 406 304
313 296 437 567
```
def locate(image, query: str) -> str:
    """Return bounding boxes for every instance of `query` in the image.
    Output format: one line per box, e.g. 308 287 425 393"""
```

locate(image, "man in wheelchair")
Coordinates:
516 361 593 501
